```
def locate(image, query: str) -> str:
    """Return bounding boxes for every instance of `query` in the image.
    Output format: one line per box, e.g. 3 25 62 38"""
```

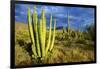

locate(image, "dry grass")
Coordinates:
15 22 95 66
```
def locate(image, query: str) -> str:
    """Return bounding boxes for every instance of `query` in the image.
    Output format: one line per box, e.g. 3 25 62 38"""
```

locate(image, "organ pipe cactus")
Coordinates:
67 14 72 40
67 15 70 35
27 6 56 60
78 25 83 39
62 26 66 34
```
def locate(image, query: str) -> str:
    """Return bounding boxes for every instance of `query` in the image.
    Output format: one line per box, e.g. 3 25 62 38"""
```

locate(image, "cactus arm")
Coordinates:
49 19 56 51
41 9 46 57
32 6 41 57
27 8 37 57
39 19 45 58
46 14 52 54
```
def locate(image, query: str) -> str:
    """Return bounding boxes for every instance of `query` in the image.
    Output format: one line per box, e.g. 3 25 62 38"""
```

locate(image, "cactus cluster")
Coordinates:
62 14 81 40
67 14 83 40
27 6 56 60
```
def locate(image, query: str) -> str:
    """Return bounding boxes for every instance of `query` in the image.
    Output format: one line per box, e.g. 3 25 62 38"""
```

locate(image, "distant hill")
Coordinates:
15 22 68 31
15 22 28 30
56 26 68 30
15 22 88 32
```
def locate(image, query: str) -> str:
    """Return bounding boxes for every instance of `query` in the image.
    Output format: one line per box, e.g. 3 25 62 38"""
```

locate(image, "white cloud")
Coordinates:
15 16 19 18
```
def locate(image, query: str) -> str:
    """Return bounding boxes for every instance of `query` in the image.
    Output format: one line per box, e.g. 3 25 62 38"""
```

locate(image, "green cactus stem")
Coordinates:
46 14 52 54
49 19 56 51
40 9 46 58
27 8 37 57
32 6 41 58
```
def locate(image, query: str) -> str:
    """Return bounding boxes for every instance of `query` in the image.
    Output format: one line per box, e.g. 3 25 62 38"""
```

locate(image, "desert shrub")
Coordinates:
44 45 94 63
55 31 64 41
44 46 67 64
15 29 30 45
76 39 86 44
85 24 95 41
15 45 32 66
15 23 95 65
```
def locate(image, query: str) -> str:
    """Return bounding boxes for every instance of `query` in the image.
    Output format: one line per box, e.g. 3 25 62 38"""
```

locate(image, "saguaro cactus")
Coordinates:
27 6 56 61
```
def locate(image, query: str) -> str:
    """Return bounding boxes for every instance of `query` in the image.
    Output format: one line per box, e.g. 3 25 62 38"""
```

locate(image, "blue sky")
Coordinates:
15 4 95 31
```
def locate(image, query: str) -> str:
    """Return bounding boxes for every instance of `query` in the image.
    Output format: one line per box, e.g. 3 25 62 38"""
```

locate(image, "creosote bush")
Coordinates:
15 45 32 66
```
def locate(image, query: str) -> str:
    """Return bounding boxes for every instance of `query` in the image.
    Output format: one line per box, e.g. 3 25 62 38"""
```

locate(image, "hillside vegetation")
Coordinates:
15 22 95 66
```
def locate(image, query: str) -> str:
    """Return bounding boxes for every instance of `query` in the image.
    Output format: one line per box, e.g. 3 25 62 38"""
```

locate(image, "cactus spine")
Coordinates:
27 6 56 61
